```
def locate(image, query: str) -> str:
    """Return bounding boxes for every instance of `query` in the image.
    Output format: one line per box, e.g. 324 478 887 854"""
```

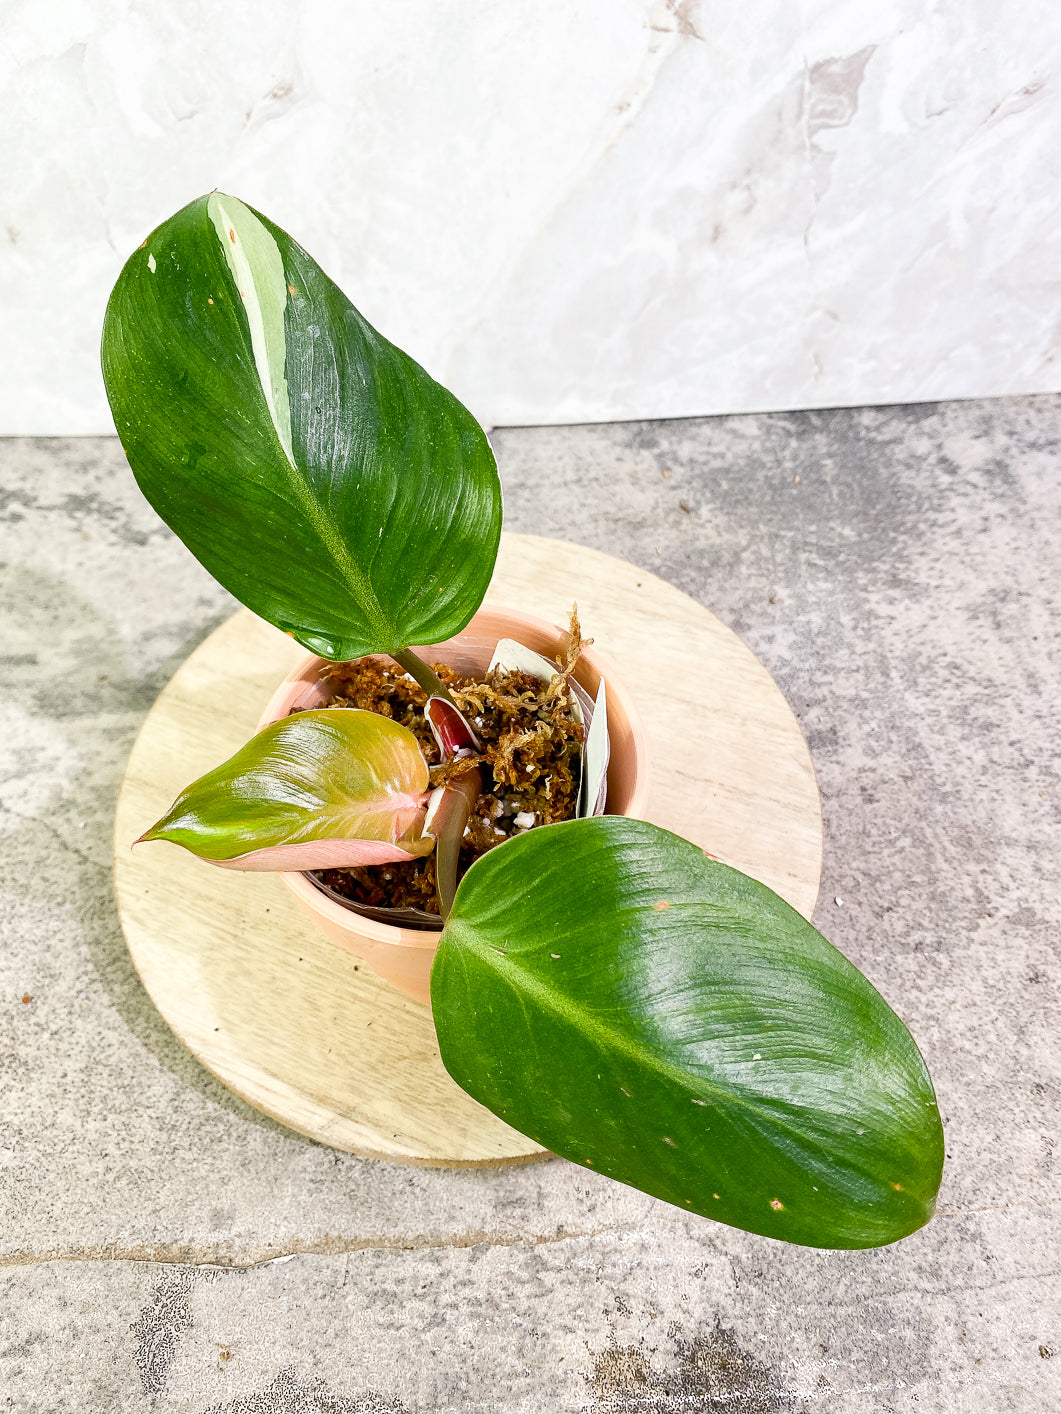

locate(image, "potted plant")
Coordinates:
102 192 943 1250
249 603 650 1004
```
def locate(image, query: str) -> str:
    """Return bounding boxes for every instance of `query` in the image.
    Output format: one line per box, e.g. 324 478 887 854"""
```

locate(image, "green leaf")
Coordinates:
102 193 501 660
140 709 434 869
433 817 943 1249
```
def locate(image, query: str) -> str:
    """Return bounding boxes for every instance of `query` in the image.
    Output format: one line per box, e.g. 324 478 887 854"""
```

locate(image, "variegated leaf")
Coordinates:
102 193 501 660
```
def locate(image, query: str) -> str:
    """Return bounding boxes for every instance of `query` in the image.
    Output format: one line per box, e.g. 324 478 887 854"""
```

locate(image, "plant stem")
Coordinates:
432 769 482 919
391 646 458 707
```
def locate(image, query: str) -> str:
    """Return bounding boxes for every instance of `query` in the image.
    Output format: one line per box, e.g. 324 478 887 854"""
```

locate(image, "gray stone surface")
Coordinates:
2 398 1060 1410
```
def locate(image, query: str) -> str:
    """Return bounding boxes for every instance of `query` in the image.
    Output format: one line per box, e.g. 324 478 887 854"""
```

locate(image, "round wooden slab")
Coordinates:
113 534 823 1166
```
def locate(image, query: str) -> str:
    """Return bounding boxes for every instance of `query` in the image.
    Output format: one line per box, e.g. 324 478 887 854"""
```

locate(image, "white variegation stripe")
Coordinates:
208 192 295 466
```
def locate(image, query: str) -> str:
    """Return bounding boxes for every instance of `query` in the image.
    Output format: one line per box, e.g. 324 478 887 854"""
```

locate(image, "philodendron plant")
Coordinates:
102 192 944 1249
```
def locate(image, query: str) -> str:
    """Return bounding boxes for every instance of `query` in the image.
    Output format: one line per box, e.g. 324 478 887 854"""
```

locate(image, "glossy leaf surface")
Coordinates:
102 193 501 659
141 709 433 869
433 818 943 1249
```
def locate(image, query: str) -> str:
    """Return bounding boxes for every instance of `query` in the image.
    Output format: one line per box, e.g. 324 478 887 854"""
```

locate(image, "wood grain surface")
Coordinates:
113 534 823 1166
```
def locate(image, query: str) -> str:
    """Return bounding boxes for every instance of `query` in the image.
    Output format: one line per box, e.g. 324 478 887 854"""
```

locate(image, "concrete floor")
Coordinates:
2 396 1059 1411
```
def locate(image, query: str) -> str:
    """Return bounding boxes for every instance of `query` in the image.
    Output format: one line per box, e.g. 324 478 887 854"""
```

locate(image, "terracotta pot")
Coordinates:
257 605 651 1006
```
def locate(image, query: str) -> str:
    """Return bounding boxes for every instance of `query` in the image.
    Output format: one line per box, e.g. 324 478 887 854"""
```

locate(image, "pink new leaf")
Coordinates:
138 709 434 868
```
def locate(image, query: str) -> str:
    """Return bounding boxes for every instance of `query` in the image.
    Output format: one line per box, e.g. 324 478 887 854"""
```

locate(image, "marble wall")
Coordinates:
2 0 1058 433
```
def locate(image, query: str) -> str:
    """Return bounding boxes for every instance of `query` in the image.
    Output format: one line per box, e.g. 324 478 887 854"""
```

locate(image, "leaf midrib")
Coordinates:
280 448 392 646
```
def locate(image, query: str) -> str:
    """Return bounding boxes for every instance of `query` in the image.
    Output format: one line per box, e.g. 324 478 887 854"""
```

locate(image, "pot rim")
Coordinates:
257 605 651 951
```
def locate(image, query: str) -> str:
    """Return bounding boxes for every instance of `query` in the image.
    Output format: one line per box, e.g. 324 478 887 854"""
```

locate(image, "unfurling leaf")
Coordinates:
102 193 502 660
424 696 480 756
140 709 433 869
433 817 943 1250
